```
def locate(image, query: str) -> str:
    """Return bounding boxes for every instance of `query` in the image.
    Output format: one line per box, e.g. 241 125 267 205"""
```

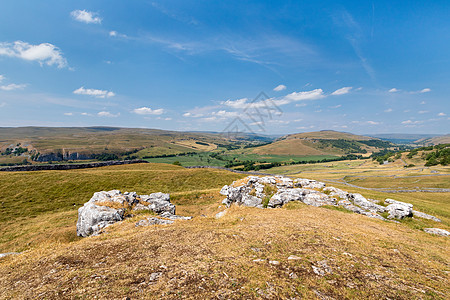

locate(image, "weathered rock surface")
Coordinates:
386 203 413 220
423 228 449 237
77 190 188 237
220 175 440 223
413 210 441 222
135 217 174 227
0 252 20 259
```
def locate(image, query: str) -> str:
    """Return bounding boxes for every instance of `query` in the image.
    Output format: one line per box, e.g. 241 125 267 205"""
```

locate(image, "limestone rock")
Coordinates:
413 210 441 222
159 212 192 220
385 198 413 208
77 202 125 237
77 190 182 237
349 193 385 213
135 217 174 227
386 203 413 219
423 228 449 237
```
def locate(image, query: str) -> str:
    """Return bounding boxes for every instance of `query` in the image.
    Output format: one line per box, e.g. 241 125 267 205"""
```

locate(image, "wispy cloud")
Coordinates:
273 84 286 91
402 120 423 125
384 108 393 113
331 86 352 96
132 107 164 115
0 41 68 68
63 112 73 116
388 88 399 93
73 87 115 98
0 83 26 91
330 104 342 109
71 10 102 24
438 112 446 116
418 110 429 114
98 111 120 117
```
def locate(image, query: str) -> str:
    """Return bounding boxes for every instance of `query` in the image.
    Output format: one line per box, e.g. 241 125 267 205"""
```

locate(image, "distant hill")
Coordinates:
251 130 394 156
369 133 436 144
0 127 268 163
414 134 450 146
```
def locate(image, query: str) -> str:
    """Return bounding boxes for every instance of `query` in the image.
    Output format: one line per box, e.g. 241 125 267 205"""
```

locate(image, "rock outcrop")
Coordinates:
77 190 189 237
220 176 442 222
423 228 450 237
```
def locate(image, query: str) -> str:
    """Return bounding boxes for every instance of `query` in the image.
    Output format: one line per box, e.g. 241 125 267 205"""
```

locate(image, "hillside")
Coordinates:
0 127 269 164
251 130 393 156
414 134 450 146
0 163 449 299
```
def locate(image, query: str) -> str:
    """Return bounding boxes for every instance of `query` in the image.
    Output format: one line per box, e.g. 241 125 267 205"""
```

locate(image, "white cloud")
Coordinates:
132 107 164 115
418 110 428 114
98 111 120 117
73 87 115 98
330 104 342 109
367 121 380 125
420 88 431 93
164 117 172 121
388 88 398 93
183 112 192 117
71 10 102 24
0 102 6 108
283 89 324 102
0 83 26 91
0 75 4 82
438 112 446 117
384 108 393 113
273 84 286 92
295 103 307 107
420 101 426 105
331 86 352 96
401 120 422 125
64 112 73 116
109 31 117 37
212 110 239 118
0 41 68 68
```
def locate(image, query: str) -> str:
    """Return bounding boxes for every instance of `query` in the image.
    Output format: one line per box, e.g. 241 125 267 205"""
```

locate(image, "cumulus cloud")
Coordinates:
73 87 115 98
98 111 120 117
0 41 68 68
0 83 26 91
132 107 164 115
384 108 393 113
418 110 429 114
183 112 192 117
71 10 102 24
388 88 398 93
438 112 446 116
64 112 73 116
367 121 380 125
331 87 352 96
420 88 431 93
402 120 422 125
0 75 4 82
273 84 286 91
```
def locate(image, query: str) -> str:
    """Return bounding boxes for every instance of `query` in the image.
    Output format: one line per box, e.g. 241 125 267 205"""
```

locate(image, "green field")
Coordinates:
144 152 338 167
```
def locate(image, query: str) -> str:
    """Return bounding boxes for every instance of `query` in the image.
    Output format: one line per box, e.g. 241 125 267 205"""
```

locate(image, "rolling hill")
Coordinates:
251 130 393 156
0 127 269 163
414 134 450 146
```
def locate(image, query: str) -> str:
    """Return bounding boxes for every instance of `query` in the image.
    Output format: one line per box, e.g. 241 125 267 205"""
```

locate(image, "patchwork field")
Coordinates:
0 162 449 299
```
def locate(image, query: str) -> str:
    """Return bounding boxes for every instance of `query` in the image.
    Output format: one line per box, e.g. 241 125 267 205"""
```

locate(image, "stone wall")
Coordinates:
0 160 148 172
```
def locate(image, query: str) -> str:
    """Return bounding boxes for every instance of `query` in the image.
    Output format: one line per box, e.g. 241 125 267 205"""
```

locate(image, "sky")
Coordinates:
0 0 449 135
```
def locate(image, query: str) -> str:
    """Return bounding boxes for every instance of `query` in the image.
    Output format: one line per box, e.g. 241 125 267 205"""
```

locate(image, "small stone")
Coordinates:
215 210 227 219
424 228 450 237
252 259 265 263
288 255 302 260
269 260 280 265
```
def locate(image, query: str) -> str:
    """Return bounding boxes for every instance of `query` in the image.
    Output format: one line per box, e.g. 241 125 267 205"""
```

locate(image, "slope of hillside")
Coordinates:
0 127 270 163
415 134 450 146
0 163 448 299
252 130 393 156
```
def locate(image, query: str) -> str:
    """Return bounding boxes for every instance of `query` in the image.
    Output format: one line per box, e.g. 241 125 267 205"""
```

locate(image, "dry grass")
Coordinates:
0 162 449 299
0 205 448 299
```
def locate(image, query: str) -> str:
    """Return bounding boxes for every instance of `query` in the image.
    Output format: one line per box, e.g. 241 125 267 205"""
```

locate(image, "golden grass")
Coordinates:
0 162 449 299
0 205 448 299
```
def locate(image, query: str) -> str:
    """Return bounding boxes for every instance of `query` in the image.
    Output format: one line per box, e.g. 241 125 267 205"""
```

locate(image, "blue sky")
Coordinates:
0 0 448 135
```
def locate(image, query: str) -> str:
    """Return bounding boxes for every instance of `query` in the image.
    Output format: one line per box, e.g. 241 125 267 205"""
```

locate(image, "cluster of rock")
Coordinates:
76 190 190 237
220 176 442 224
